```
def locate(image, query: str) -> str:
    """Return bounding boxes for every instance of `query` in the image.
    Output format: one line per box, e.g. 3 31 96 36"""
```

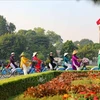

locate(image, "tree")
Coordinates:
61 40 77 58
46 30 63 51
34 27 45 35
93 43 100 50
17 29 27 35
22 32 57 60
8 22 16 33
78 44 96 60
26 30 36 35
0 15 8 35
0 15 16 35
0 34 27 60
46 30 63 44
55 41 63 50
16 29 58 60
74 39 93 46
80 39 93 46
74 41 80 46
33 35 50 48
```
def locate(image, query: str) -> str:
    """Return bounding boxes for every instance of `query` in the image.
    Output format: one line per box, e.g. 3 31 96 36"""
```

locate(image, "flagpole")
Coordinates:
99 26 100 43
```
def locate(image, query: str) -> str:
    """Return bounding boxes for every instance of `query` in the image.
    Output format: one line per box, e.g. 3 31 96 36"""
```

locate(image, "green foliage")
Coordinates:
33 35 50 48
77 43 100 60
73 39 100 60
0 71 62 100
17 29 27 35
61 40 77 58
46 30 63 50
74 40 80 46
93 43 100 50
34 27 45 35
16 29 57 60
17 29 36 36
37 52 45 60
24 33 56 60
0 27 57 61
9 94 63 100
0 15 16 35
54 41 63 50
8 22 16 33
0 15 8 35
74 39 93 47
26 30 36 35
0 34 27 60
79 39 93 46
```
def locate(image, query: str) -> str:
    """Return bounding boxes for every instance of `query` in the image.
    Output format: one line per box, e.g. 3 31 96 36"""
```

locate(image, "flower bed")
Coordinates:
24 71 100 100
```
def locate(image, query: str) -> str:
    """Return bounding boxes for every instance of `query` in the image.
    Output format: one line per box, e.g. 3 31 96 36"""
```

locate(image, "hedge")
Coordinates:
0 71 62 100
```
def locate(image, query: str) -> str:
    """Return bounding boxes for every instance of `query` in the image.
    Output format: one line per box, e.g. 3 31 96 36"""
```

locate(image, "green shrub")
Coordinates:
9 94 63 100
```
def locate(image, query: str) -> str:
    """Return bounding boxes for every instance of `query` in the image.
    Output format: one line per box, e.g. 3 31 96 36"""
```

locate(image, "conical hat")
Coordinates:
72 50 78 55
64 53 68 56
20 52 25 57
33 52 37 57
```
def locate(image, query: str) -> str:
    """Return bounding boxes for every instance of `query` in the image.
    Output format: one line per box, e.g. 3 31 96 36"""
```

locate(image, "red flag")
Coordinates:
96 19 100 25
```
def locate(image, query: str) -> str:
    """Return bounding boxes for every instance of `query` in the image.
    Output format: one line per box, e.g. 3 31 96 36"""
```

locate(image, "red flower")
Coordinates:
89 91 96 96
93 96 99 100
79 91 86 95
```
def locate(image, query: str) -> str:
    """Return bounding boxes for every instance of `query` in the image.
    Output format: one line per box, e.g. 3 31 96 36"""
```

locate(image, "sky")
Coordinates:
0 0 100 43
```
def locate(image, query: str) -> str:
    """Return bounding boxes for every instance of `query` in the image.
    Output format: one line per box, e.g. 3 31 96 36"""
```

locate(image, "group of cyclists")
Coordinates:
9 52 42 75
8 49 90 75
63 50 84 70
9 51 58 75
63 49 100 71
51 49 100 71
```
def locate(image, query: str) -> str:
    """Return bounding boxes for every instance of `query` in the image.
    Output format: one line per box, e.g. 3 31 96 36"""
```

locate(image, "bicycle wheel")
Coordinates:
0 69 2 78
12 70 20 76
2 68 11 78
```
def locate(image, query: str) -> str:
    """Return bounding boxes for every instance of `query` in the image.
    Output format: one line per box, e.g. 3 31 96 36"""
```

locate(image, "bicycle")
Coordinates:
0 62 20 78
0 63 12 78
0 61 48 78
